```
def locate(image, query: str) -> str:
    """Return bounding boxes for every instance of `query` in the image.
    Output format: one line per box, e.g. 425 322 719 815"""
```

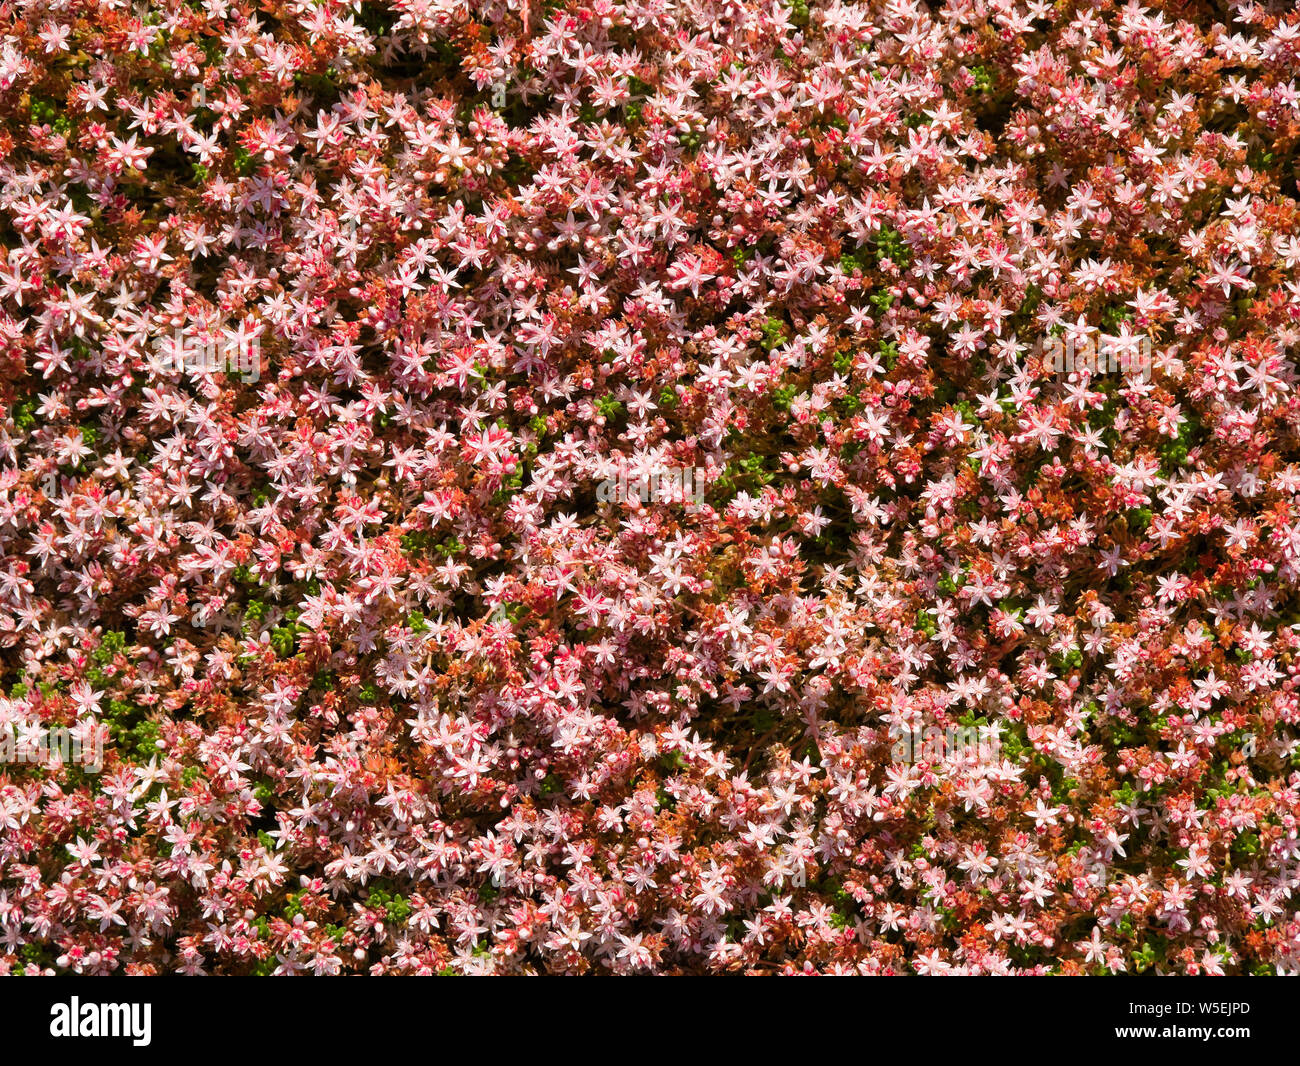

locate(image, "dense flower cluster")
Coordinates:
2 0 1300 976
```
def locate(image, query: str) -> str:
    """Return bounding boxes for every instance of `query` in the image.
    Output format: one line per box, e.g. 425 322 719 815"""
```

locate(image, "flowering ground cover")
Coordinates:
2 0 1300 976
